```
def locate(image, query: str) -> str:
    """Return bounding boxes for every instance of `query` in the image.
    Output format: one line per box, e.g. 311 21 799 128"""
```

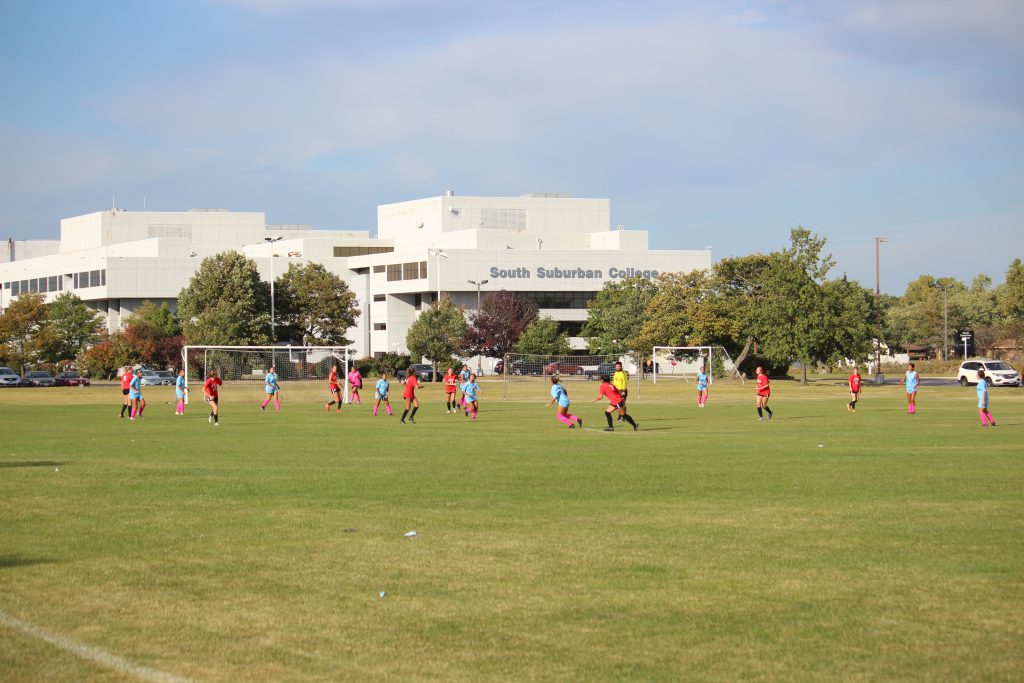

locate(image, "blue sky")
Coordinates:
1 0 1021 294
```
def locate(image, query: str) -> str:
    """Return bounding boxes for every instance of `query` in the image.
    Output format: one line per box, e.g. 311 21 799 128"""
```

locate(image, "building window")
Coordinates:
39 277 48 293
101 269 106 286
414 293 422 309
373 294 386 302
90 270 101 287
386 264 402 282
402 262 419 280
373 322 387 331
10 281 19 295
373 265 385 273
333 246 395 257
558 320 586 336
519 291 597 309
48 275 58 292
21 279 28 293
79 271 89 288
420 261 428 278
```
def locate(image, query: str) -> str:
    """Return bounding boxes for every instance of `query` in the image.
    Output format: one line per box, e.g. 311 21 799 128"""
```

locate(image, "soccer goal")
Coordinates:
501 351 640 401
650 346 744 384
181 345 350 405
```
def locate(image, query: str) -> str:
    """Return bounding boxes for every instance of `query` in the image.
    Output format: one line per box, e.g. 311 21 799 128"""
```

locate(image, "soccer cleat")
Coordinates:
260 406 266 412
603 427 614 432
214 422 219 427
129 417 134 421
209 415 213 423
633 422 639 431
568 424 575 429
758 417 764 421
767 413 773 420
409 417 416 424
400 419 406 424
617 416 623 422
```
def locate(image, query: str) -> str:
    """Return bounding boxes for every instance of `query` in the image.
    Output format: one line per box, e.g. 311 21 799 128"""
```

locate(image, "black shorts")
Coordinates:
610 401 624 410
330 386 341 394
206 396 218 404
122 388 130 396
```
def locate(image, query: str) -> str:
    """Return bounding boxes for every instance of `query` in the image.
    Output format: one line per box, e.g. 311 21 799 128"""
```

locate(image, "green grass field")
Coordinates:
1 380 1022 681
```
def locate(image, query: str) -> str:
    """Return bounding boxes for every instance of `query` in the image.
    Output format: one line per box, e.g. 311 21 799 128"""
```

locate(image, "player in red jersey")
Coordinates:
847 366 862 412
593 374 638 431
203 369 223 426
119 367 134 418
755 366 773 421
443 367 459 413
400 367 420 424
325 364 342 412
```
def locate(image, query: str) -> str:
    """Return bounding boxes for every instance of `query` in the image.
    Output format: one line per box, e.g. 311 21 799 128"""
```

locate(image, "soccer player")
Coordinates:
119 367 134 418
175 369 188 415
462 373 481 419
696 365 709 407
443 367 459 413
347 366 363 404
977 369 997 426
261 366 280 412
847 366 862 412
902 362 919 414
203 369 223 425
400 368 420 424
128 370 145 420
612 361 629 421
326 364 343 412
593 374 638 431
545 376 583 430
755 366 773 421
458 364 472 414
373 372 392 417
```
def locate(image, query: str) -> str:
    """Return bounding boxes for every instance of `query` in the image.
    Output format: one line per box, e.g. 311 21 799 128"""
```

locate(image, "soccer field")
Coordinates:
1 381 1022 682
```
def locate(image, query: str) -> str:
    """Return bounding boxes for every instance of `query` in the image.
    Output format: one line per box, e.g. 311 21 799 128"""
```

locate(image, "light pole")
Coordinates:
265 237 283 342
468 278 489 374
428 248 448 303
932 281 949 360
874 237 890 383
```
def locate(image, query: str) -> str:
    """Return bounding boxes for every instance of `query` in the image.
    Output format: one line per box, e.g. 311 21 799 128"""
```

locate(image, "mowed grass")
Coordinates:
1 380 1022 682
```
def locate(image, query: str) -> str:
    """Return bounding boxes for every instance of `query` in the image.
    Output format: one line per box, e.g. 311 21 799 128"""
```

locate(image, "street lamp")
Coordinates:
874 237 891 383
468 279 489 374
265 237 283 342
428 248 448 303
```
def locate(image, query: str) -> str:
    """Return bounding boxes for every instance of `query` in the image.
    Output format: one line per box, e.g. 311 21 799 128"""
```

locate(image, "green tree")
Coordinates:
580 276 657 355
998 258 1024 320
515 317 571 355
630 270 733 353
128 300 181 337
819 277 875 366
77 331 136 380
45 292 103 362
405 298 468 378
275 263 360 345
0 293 55 373
711 253 774 373
177 252 271 345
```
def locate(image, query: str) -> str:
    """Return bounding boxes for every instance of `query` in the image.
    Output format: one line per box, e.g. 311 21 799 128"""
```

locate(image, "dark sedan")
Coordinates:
55 371 91 387
23 371 56 387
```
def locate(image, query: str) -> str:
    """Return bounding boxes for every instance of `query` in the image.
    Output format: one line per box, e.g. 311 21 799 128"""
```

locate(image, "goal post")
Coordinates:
651 346 744 384
501 351 640 401
181 345 351 405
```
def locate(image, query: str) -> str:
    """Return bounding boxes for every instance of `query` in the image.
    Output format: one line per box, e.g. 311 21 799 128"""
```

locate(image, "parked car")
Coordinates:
544 361 585 376
138 369 175 386
54 371 91 387
958 359 1021 387
396 363 438 383
23 370 55 387
585 361 619 380
0 367 22 387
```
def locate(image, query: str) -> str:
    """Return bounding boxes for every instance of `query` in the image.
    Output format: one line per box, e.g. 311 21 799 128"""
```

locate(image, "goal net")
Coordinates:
500 352 639 401
650 346 744 384
182 346 350 405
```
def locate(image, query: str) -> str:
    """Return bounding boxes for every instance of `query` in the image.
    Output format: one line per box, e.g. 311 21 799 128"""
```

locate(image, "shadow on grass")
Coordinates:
0 461 67 469
0 556 58 569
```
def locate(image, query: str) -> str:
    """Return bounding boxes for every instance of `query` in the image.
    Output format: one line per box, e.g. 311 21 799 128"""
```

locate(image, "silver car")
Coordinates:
138 369 175 386
23 371 56 387
0 367 22 387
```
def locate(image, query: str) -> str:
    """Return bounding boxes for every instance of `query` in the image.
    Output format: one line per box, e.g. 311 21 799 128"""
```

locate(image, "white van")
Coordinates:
957 360 1021 387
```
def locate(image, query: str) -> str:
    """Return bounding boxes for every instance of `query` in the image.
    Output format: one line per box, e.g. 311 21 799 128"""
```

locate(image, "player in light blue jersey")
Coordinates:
128 371 145 420
373 372 393 417
461 374 481 419
545 376 582 429
458 364 472 414
976 369 996 426
902 362 919 414
696 366 709 407
261 366 281 412
175 369 188 415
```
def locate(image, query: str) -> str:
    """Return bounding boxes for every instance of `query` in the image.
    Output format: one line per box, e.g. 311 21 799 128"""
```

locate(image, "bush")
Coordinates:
879 359 962 376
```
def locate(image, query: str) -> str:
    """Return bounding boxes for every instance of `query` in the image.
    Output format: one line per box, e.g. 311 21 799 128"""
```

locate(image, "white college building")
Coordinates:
1 193 711 358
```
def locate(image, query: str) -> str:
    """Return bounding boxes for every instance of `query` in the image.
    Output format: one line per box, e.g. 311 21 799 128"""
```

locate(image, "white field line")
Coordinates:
0 610 196 683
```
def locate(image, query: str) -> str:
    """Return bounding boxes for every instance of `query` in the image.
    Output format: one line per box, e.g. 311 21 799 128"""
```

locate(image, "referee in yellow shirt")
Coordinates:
612 361 629 422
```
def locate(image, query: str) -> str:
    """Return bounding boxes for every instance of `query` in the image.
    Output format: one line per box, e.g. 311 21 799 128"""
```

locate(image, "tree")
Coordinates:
711 253 774 373
630 270 734 353
580 276 657 355
275 263 360 345
819 277 875 366
406 298 469 377
176 252 271 345
128 300 181 337
515 317 571 355
0 293 55 373
44 292 103 363
77 331 136 380
998 258 1024 320
463 290 538 358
